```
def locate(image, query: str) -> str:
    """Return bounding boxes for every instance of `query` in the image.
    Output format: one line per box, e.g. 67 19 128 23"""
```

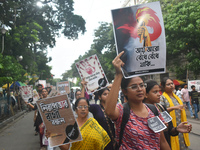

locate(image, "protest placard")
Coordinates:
48 89 60 98
19 85 33 102
57 81 70 94
112 1 166 78
36 94 82 147
75 54 109 93
188 80 200 92
32 89 40 104
148 116 167 133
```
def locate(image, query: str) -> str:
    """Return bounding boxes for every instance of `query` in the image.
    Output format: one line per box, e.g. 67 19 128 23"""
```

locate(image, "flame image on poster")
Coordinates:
112 1 166 78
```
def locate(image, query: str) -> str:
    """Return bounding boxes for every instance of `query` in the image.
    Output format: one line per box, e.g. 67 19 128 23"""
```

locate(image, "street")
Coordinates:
0 109 200 150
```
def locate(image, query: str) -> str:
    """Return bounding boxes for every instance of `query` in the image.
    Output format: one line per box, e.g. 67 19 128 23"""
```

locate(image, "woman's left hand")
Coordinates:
176 121 192 133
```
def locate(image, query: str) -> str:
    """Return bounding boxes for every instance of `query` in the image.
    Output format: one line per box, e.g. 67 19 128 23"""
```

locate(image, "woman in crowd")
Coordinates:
160 77 190 150
105 51 170 150
59 97 110 150
80 80 116 150
27 88 49 150
144 80 192 147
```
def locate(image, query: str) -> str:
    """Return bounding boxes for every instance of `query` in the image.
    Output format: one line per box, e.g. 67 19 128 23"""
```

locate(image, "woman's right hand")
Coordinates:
81 78 87 88
112 51 125 75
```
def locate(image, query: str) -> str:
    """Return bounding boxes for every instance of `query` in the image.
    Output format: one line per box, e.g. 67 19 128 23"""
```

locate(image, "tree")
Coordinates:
0 0 86 84
61 22 116 82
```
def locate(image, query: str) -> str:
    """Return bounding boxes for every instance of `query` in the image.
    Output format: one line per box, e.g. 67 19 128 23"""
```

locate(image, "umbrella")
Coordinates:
173 79 185 86
10 81 26 89
2 82 13 89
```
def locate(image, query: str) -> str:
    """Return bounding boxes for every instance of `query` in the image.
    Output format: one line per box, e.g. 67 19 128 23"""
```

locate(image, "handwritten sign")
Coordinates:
19 85 33 102
76 54 109 93
112 1 166 78
148 116 167 133
36 95 82 147
161 111 172 123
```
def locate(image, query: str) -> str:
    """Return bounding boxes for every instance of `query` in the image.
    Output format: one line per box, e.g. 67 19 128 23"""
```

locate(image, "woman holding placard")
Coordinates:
160 77 191 150
105 51 170 150
59 97 110 150
144 80 192 147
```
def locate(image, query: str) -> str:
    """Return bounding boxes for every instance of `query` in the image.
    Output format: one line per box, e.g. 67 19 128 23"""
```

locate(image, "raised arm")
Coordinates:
80 79 87 98
105 51 125 121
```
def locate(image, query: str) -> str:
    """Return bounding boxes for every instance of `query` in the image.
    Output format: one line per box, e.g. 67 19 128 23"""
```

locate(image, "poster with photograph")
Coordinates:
75 54 109 93
36 95 82 147
19 85 33 102
112 1 166 78
188 80 200 92
57 81 70 94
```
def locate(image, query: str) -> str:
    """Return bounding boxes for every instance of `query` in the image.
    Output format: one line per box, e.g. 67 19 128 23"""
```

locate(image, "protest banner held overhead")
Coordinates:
76 54 109 93
36 95 82 148
57 81 70 95
112 1 166 78
19 85 33 102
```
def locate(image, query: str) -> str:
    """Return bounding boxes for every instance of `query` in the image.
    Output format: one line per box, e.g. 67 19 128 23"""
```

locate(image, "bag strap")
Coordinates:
145 103 159 116
118 102 130 148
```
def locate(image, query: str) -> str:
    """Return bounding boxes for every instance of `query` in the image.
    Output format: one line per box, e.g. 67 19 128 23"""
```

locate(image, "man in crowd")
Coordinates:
181 84 194 118
190 85 200 120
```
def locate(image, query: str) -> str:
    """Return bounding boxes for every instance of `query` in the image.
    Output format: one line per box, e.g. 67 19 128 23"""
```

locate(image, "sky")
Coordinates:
47 0 123 79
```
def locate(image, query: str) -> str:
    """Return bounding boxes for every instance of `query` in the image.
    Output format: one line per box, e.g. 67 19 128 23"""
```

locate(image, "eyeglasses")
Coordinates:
76 105 89 110
166 83 174 86
127 83 147 91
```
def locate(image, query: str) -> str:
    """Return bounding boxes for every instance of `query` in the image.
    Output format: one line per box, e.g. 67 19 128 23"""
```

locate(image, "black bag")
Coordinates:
117 103 158 149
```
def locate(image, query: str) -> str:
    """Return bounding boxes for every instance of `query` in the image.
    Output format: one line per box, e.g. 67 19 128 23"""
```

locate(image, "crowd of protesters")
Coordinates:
23 52 200 150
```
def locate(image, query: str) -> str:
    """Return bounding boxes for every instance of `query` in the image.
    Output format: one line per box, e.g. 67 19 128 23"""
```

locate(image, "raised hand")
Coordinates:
112 51 125 75
81 78 88 88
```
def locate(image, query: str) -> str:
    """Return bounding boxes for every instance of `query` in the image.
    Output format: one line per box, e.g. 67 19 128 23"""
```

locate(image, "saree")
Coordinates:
71 118 111 150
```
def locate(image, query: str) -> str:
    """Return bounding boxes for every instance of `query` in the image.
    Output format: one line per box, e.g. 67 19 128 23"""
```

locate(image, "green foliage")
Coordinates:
0 54 26 86
0 0 86 85
62 22 116 82
163 0 200 76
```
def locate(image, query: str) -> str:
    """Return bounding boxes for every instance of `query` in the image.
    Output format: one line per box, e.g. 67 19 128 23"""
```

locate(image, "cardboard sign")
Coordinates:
112 1 166 78
148 116 167 133
36 95 82 147
19 85 33 102
76 54 109 93
57 81 70 94
161 111 172 123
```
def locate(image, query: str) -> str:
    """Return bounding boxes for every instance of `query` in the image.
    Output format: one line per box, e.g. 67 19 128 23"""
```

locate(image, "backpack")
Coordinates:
117 103 158 149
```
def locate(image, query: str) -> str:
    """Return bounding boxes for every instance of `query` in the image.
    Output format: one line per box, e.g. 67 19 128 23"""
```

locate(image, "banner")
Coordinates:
48 89 60 98
112 1 166 78
75 54 109 93
188 80 200 92
36 95 82 147
57 81 70 94
19 85 33 102
35 80 47 88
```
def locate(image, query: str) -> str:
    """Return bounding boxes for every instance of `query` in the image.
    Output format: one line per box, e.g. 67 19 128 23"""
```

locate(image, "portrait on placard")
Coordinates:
112 1 166 78
75 54 109 93
36 95 82 147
